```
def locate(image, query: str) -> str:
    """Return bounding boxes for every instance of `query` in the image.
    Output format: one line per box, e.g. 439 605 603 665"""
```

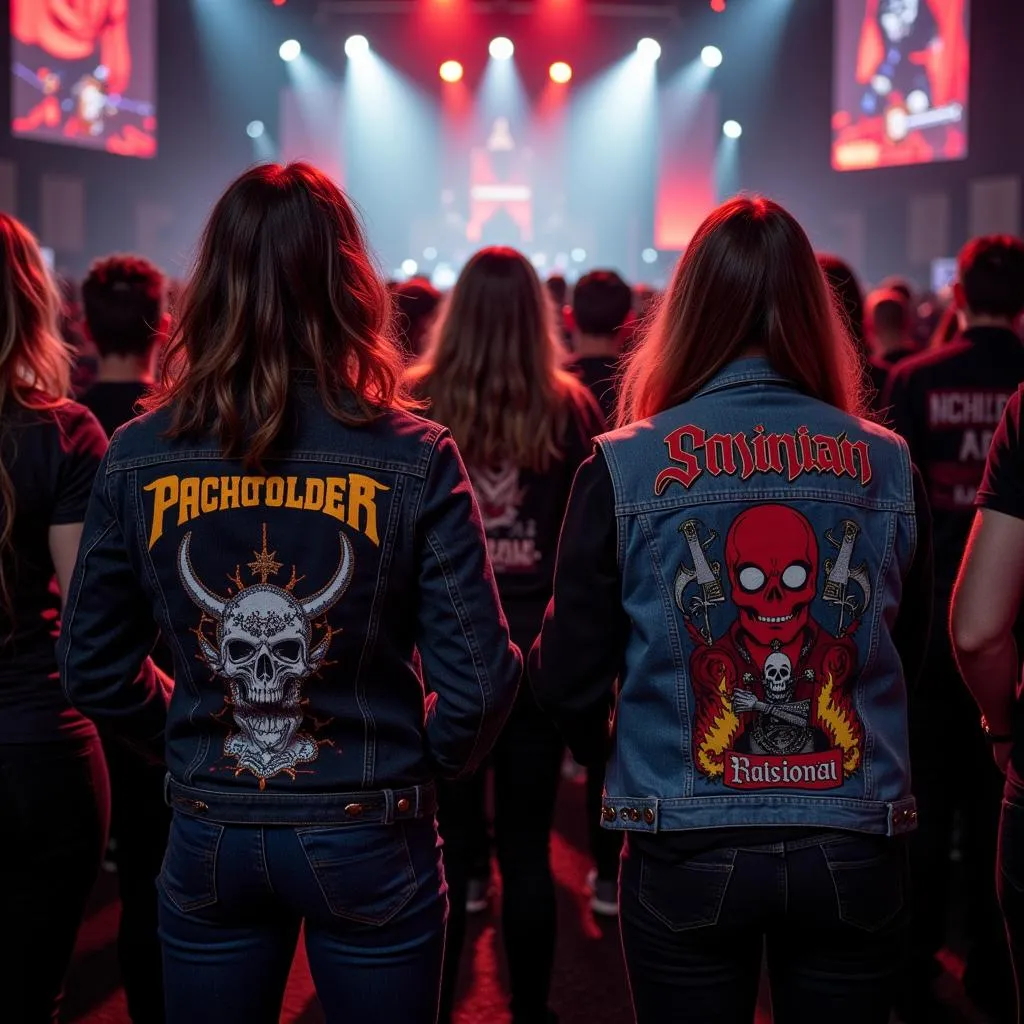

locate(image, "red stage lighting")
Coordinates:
272 0 287 6
440 60 464 83
549 61 573 84
711 0 726 11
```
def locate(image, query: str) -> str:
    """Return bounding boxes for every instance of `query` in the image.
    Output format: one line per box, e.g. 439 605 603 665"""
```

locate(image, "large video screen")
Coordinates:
11 0 157 158
832 0 969 172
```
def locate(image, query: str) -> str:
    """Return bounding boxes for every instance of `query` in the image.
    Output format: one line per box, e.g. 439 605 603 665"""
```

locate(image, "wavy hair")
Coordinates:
145 163 411 466
0 213 71 616
618 197 865 425
408 246 585 471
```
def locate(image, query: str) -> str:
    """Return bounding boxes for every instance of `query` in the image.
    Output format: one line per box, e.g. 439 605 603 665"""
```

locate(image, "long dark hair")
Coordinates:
146 163 411 466
0 213 70 618
618 197 865 425
408 246 586 471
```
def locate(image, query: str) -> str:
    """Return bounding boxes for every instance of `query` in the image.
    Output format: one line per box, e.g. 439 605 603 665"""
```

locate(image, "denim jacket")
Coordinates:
58 375 521 817
533 359 923 838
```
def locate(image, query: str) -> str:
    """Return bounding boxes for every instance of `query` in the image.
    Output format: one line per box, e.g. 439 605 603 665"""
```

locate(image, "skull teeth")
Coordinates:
756 613 794 624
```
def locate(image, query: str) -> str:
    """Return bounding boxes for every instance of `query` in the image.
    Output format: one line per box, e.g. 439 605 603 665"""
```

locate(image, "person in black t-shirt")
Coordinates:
953 385 1024 1020
0 213 111 1020
80 254 166 437
79 252 171 1024
409 247 605 1024
568 270 633 422
868 287 918 368
885 234 1024 1019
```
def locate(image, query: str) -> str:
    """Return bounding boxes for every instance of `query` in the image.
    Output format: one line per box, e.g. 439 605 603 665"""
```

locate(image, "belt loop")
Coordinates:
382 789 395 825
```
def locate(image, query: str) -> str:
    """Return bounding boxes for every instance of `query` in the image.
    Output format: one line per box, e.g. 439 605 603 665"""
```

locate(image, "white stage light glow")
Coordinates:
723 119 743 138
571 248 587 263
345 35 370 59
489 37 515 61
642 248 659 264
246 120 265 139
401 259 419 276
423 247 438 261
279 39 301 62
636 38 662 62
701 45 723 68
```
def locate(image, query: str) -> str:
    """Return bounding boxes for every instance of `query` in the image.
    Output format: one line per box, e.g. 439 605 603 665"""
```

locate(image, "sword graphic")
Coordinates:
674 519 724 644
823 520 872 636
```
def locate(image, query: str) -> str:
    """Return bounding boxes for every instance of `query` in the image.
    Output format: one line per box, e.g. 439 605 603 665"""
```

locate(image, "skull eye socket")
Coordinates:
781 563 809 590
273 640 303 663
226 639 257 662
738 566 766 592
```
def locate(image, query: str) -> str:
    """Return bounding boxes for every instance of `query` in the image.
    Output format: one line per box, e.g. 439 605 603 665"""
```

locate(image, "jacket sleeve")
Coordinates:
529 448 628 766
58 448 171 753
416 430 521 778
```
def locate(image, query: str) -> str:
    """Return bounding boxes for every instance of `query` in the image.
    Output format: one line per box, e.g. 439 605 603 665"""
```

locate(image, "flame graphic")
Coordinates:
816 672 863 776
696 673 741 777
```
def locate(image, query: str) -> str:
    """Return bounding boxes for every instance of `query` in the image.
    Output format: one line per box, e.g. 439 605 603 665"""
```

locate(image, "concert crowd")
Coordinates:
3 163 1024 1024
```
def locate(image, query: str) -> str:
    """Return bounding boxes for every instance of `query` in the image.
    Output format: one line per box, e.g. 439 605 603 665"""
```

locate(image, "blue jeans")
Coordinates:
619 831 909 1024
158 813 447 1024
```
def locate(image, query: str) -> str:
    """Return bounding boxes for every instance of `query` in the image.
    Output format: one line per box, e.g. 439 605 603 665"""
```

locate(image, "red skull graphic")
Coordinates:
725 505 817 648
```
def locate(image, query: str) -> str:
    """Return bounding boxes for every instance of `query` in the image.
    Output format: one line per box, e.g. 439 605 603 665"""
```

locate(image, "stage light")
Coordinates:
246 120 265 139
401 259 419 276
279 39 301 62
423 247 438 260
723 119 743 138
711 0 726 10
489 37 515 61
636 38 661 62
571 248 587 263
272 0 287 6
345 35 370 59
701 45 723 68
439 60 464 83
549 61 573 84
642 249 659 265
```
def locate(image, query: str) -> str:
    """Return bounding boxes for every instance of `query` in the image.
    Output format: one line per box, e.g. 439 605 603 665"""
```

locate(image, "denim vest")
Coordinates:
596 359 918 837
59 375 520 820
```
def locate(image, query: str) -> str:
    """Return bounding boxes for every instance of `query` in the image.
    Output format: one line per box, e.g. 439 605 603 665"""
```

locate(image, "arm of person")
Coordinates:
950 389 1024 766
892 466 934 687
49 523 84 605
416 431 521 779
58 446 171 751
529 448 628 767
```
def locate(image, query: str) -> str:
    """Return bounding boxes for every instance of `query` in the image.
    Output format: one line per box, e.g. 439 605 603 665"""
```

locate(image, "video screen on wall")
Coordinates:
832 0 969 172
11 0 157 158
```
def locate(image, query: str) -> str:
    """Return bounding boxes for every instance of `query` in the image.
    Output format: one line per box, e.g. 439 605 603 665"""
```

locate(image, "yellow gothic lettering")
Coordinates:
221 475 240 509
265 477 285 506
304 478 325 511
325 477 346 521
200 478 218 513
144 476 179 548
349 474 389 546
178 478 201 525
285 477 305 509
241 477 262 506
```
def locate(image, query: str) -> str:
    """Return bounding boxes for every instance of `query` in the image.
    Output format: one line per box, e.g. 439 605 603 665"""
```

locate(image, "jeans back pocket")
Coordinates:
638 848 737 933
159 814 224 913
296 822 418 925
821 836 906 932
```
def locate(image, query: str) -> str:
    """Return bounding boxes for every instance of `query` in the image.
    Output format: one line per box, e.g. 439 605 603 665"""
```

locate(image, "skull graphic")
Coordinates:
178 529 354 783
725 505 818 649
763 650 794 702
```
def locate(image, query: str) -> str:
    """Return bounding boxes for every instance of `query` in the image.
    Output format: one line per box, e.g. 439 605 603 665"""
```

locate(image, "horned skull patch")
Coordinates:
178 524 354 786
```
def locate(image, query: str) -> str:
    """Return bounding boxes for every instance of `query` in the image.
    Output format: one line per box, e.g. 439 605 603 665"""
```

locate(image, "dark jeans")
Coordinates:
997 770 1024 1023
619 831 909 1024
0 733 110 1023
158 812 447 1024
437 693 564 1023
105 741 171 1023
585 765 623 883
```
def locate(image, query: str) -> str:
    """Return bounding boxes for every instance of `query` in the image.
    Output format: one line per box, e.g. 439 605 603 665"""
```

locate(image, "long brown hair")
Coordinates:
408 246 584 471
0 213 72 615
147 163 410 466
618 197 865 425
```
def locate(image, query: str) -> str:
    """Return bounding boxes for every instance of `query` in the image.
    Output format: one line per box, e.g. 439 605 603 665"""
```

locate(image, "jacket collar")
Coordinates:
693 356 795 399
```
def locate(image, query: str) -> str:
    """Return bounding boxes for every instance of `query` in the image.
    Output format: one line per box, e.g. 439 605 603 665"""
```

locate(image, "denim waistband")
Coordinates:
164 775 437 826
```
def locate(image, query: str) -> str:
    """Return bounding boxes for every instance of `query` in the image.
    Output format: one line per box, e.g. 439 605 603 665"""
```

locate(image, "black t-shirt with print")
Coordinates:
80 380 148 439
468 386 605 654
884 326 1024 670
0 400 107 743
